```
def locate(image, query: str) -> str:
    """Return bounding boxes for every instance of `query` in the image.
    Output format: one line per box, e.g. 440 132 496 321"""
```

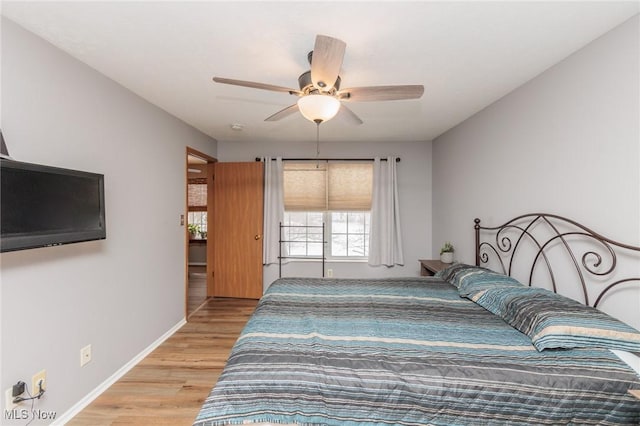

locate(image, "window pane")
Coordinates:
289 242 306 256
332 234 347 256
308 242 323 256
348 234 365 256
199 213 207 233
288 226 307 236
348 212 365 234
308 212 324 226
287 212 306 225
187 211 207 235
364 234 369 256
308 232 323 242
289 234 307 243
332 212 347 233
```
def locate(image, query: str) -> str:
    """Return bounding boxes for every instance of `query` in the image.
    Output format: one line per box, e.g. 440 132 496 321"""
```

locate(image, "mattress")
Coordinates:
193 277 640 425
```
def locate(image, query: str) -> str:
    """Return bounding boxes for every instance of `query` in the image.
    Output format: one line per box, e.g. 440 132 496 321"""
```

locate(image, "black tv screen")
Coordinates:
1 158 106 252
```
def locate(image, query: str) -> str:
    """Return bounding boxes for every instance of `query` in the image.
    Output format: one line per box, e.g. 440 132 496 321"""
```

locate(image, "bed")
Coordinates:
193 213 640 425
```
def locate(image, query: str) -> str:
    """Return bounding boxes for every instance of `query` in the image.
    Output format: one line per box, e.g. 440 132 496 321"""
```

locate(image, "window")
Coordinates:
188 165 207 237
282 161 373 259
187 211 207 235
282 211 370 259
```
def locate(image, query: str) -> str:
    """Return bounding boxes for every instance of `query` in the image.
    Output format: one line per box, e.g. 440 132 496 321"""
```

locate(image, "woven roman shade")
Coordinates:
188 179 207 212
283 162 373 211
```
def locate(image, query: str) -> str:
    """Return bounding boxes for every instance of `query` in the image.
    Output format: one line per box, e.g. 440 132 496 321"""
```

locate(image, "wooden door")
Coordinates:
212 162 264 299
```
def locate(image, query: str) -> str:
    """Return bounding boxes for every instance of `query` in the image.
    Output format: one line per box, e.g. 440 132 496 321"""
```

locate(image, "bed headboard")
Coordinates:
474 213 640 307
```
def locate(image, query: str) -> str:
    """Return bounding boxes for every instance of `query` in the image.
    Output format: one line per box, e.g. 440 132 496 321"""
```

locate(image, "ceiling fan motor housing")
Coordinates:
298 70 341 93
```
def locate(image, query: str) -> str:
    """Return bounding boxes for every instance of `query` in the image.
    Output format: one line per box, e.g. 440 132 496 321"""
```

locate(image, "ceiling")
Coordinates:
2 1 638 144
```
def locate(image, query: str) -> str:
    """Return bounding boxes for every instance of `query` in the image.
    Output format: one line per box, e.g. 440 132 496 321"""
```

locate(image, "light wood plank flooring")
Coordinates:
68 298 258 425
187 266 208 316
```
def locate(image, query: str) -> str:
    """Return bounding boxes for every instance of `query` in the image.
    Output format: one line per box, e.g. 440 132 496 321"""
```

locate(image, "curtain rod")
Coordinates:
255 157 400 162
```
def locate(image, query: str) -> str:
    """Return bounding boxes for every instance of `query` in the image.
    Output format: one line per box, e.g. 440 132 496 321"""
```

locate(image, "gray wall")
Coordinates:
432 16 639 329
218 139 432 290
0 18 217 422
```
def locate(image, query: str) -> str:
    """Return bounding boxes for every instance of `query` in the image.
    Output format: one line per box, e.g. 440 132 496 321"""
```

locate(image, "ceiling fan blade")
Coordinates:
213 77 301 95
310 35 346 91
338 104 363 125
264 104 299 122
338 85 424 102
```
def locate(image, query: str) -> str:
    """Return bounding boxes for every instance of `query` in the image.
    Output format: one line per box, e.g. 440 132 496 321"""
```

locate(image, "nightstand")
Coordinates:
419 259 450 276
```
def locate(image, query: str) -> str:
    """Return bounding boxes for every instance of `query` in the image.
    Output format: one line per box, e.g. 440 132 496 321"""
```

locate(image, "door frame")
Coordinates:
185 147 217 320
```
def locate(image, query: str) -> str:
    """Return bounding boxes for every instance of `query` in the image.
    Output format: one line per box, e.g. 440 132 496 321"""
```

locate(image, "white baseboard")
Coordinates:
53 318 187 425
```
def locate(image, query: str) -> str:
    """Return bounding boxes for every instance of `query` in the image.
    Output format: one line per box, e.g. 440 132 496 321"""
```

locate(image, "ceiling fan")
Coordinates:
213 35 424 125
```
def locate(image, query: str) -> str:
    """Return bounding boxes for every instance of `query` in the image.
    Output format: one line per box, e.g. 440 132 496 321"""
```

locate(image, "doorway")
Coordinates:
186 147 216 319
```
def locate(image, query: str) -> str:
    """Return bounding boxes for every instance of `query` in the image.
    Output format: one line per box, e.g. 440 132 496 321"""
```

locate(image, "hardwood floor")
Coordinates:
187 266 208 316
68 298 258 425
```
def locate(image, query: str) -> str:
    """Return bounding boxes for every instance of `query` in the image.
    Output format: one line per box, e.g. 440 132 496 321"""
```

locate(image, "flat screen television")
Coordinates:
1 158 106 252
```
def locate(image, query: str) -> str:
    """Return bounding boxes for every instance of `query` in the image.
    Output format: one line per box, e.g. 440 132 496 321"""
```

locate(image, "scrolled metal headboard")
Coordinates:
474 213 640 307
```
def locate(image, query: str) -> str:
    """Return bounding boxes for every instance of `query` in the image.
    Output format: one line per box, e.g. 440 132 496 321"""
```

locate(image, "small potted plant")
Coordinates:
188 223 200 239
440 242 454 264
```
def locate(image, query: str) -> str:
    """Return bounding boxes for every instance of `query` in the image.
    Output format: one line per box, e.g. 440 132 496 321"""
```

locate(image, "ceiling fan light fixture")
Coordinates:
297 94 340 124
213 34 423 126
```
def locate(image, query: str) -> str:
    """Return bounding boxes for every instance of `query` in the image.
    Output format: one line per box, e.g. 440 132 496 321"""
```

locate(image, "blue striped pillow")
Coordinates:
435 263 523 295
435 263 490 287
456 270 523 297
471 286 640 352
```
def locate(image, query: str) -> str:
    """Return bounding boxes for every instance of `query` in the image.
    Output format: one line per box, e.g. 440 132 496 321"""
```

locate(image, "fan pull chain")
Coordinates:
316 122 320 168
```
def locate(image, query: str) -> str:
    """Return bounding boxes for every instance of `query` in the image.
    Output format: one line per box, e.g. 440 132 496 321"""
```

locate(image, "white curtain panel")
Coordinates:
262 157 286 264
368 156 404 266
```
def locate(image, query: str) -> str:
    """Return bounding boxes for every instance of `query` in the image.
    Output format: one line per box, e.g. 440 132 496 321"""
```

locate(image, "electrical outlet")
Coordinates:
5 387 19 410
32 370 46 395
327 268 334 277
80 344 92 367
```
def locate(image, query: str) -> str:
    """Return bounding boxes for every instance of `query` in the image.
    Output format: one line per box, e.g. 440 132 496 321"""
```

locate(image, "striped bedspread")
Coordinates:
193 277 640 425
